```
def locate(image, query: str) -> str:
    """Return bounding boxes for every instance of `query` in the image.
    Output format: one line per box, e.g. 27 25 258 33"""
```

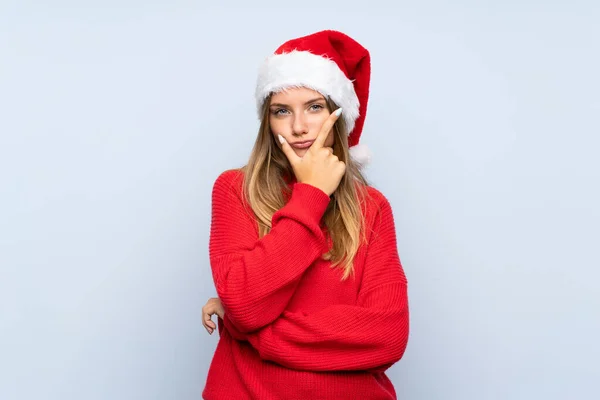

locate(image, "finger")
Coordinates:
203 313 216 334
278 134 301 164
312 108 342 149
203 309 215 327
324 147 333 155
207 318 216 330
202 317 211 334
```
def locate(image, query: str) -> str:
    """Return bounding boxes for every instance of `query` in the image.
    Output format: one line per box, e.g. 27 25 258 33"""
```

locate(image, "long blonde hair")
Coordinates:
241 95 370 280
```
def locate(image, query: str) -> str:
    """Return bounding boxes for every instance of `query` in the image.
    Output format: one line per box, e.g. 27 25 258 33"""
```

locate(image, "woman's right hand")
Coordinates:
202 297 225 335
278 108 346 196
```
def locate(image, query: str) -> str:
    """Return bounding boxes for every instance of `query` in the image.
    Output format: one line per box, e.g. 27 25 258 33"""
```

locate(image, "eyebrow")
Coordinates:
269 97 326 108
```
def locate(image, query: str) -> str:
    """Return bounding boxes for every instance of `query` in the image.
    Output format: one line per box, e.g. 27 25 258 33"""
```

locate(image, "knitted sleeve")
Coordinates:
209 170 331 333
223 195 409 372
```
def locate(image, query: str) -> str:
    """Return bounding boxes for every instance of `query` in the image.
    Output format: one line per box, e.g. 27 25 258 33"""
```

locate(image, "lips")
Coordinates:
290 140 315 149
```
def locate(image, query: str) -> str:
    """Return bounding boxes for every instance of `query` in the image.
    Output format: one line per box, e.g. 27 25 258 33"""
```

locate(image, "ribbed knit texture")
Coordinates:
203 169 409 400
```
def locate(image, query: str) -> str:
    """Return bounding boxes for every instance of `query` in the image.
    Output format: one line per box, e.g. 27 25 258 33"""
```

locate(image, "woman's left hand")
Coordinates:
202 297 225 335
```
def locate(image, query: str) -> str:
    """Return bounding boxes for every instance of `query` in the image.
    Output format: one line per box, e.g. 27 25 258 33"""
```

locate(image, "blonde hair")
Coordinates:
241 94 370 280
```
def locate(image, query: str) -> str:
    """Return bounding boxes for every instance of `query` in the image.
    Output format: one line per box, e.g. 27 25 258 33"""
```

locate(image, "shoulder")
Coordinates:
212 168 245 199
362 184 393 215
359 184 397 235
214 168 244 186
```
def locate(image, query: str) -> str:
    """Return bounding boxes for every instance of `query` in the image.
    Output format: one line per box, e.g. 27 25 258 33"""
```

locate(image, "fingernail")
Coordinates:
278 134 285 144
334 108 342 117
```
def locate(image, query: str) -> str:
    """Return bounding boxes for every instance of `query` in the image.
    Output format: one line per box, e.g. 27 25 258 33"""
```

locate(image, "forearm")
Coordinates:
228 283 408 371
211 181 331 332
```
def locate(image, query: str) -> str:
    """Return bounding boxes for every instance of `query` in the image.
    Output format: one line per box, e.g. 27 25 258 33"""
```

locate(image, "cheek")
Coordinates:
269 118 287 137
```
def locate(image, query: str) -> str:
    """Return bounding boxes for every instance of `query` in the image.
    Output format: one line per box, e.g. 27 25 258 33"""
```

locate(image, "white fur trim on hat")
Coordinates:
255 50 360 134
349 143 372 166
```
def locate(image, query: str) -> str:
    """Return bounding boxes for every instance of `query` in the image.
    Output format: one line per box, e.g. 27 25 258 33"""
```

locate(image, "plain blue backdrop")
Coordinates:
1 1 599 399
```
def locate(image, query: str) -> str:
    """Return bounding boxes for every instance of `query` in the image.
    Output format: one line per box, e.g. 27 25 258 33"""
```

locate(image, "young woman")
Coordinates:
201 30 409 399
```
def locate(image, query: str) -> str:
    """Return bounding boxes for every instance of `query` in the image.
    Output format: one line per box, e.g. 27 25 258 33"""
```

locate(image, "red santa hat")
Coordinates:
255 30 372 166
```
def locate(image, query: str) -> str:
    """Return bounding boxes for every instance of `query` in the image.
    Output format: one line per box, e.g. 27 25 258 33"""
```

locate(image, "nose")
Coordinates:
291 113 308 136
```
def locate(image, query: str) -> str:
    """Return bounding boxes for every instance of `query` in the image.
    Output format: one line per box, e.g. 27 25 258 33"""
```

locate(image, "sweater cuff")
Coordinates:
288 183 331 222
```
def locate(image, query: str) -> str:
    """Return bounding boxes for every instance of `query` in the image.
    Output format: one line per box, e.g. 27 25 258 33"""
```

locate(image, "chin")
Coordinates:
293 148 309 157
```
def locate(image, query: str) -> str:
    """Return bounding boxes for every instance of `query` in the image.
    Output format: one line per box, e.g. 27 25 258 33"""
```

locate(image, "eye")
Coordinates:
309 104 325 111
272 108 290 116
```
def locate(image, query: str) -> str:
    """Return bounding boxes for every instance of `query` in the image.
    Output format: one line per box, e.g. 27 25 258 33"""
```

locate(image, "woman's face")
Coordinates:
269 87 335 158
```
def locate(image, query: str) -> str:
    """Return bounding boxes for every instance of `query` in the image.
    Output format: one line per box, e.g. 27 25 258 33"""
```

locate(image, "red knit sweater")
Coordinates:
203 169 409 400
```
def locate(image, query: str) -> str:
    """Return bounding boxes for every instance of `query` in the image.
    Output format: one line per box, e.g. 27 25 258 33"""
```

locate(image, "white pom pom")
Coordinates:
349 143 372 167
